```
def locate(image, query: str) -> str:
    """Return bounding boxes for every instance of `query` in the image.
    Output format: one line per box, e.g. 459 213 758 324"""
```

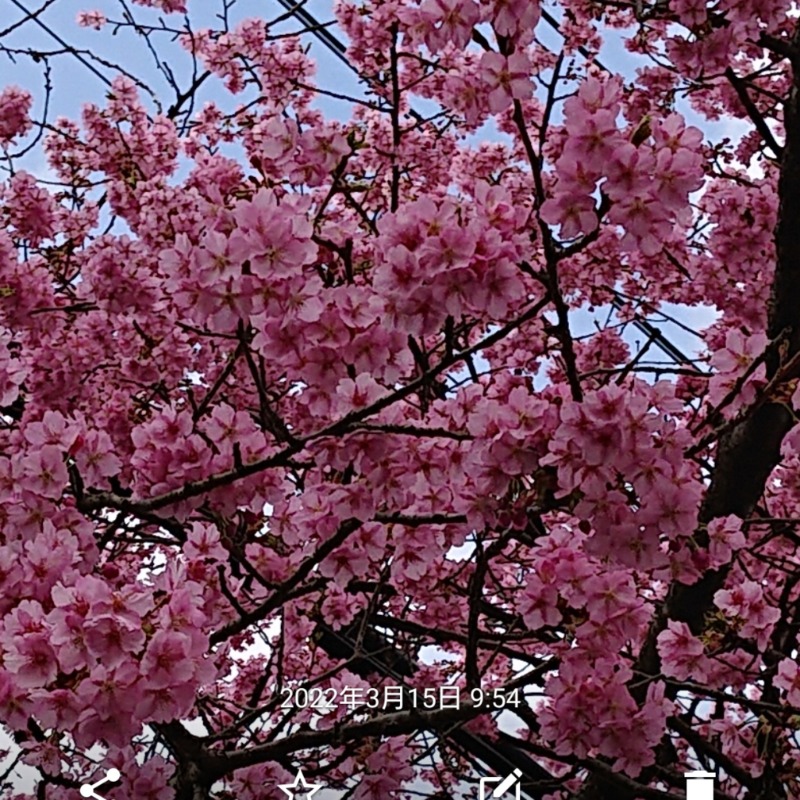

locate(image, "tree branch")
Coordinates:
725 67 783 159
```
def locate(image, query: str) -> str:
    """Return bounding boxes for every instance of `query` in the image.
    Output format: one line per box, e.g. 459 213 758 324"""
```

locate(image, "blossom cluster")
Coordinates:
0 86 33 146
541 76 705 255
0 0 797 795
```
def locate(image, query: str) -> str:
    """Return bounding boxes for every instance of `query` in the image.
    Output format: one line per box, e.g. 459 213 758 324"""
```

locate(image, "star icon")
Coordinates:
277 768 322 799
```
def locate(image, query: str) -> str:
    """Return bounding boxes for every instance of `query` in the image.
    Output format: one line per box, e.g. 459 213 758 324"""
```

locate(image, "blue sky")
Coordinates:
1 0 720 364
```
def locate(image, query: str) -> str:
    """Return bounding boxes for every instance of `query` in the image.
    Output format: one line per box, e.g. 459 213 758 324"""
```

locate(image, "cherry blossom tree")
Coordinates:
0 0 799 797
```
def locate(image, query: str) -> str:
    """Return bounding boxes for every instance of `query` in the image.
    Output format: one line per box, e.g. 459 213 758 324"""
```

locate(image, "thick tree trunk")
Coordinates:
580 24 800 800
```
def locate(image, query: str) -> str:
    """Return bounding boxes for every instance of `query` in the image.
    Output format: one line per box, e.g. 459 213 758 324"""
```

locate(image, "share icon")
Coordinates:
79 768 121 799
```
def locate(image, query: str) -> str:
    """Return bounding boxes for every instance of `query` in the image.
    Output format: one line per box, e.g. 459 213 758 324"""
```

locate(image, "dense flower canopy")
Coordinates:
0 0 799 798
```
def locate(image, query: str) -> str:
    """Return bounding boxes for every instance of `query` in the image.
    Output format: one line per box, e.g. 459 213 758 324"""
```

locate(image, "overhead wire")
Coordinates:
269 0 703 372
263 1 707 794
314 620 556 799
5 0 114 86
274 0 350 65
2 0 705 370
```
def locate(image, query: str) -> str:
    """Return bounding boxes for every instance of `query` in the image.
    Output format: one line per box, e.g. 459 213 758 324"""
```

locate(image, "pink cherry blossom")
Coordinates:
539 191 598 238
76 10 107 29
479 52 534 114
715 580 781 649
775 659 800 706
141 631 195 689
419 0 479 49
657 621 710 681
0 1 798 796
4 633 57 688
0 86 33 145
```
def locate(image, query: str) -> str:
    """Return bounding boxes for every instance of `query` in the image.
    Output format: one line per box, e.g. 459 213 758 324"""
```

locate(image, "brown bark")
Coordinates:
580 22 800 800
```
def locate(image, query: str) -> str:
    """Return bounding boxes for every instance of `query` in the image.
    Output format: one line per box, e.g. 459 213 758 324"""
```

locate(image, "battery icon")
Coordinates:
685 771 715 800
